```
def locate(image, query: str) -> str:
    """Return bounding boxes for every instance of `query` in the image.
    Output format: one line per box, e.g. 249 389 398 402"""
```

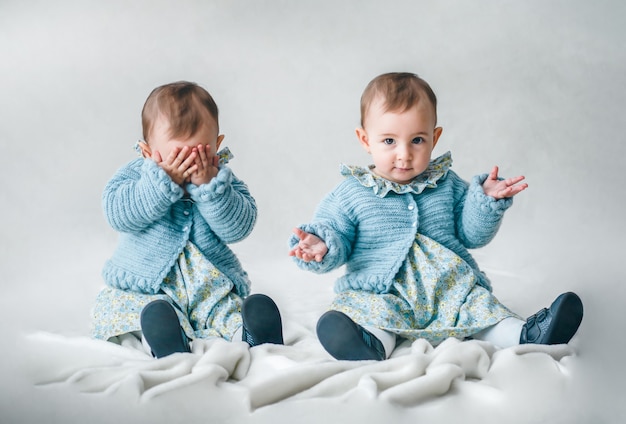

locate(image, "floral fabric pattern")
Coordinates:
331 233 518 345
91 242 243 342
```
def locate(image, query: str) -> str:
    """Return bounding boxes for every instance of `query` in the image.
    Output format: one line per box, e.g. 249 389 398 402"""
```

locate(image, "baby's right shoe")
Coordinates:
241 294 284 346
140 300 190 358
520 292 583 345
316 310 386 361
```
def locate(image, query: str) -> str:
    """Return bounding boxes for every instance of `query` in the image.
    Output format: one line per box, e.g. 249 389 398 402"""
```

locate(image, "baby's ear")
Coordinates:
432 127 443 148
355 128 370 153
216 134 225 149
135 140 151 158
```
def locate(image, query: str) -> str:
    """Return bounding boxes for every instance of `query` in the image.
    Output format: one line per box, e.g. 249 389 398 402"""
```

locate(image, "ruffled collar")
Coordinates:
217 147 233 165
340 151 452 197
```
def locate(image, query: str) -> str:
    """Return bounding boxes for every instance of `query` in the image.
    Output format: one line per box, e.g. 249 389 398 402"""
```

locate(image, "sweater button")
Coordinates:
183 210 190 216
182 226 189 232
408 204 415 210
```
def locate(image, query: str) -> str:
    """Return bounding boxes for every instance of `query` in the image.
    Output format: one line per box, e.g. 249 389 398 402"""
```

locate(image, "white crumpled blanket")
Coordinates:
21 326 574 411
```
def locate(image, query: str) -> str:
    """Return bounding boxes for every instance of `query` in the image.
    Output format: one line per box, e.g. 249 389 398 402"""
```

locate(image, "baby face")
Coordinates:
357 98 442 184
143 111 222 160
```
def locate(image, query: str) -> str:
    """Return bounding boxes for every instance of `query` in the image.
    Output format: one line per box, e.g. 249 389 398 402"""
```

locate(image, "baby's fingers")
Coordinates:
508 182 528 196
165 146 186 166
505 175 526 186
498 182 528 198
290 247 309 261
180 148 197 168
151 150 163 163
302 252 321 262
195 144 210 165
184 163 198 177
488 166 500 181
292 227 309 240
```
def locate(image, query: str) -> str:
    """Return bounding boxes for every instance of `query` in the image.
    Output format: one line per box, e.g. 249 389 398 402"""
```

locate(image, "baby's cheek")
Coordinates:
156 148 171 160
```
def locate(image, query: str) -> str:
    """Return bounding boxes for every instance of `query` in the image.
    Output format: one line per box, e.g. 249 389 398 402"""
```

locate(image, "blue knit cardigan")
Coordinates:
289 168 512 294
101 158 256 297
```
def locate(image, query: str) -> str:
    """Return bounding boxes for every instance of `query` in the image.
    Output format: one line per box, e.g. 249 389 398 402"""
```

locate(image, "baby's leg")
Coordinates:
472 317 525 348
364 326 397 359
473 292 583 347
108 331 146 352
121 332 157 356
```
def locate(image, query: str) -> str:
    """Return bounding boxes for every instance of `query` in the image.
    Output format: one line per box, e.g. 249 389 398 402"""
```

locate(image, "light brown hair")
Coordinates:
141 81 219 142
360 72 438 127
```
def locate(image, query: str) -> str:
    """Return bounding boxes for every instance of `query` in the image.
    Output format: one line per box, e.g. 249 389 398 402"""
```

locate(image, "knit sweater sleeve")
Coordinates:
455 172 513 248
186 166 257 243
289 188 354 273
102 159 184 233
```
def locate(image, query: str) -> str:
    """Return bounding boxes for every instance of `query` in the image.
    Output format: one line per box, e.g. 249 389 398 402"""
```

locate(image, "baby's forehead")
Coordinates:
372 95 435 116
362 96 437 130
151 108 219 140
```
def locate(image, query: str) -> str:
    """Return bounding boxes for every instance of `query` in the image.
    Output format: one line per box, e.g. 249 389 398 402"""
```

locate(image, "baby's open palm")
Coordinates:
289 228 328 262
482 166 528 199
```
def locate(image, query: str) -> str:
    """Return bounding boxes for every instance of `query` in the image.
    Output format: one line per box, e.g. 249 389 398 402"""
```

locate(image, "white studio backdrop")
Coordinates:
1 1 625 421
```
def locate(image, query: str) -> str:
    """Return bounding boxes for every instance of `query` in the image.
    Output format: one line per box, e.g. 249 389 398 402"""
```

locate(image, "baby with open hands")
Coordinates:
289 72 581 362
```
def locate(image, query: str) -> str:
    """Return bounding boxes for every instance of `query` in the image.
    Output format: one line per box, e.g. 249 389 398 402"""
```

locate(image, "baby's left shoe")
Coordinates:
241 294 284 347
140 300 191 358
520 292 583 345
316 311 386 361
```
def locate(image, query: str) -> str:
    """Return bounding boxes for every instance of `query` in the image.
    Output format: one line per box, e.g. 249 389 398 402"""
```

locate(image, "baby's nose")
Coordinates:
396 144 412 159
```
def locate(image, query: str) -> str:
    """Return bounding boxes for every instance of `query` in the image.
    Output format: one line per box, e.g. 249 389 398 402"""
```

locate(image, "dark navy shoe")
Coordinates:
140 300 190 358
520 292 583 345
241 294 284 346
316 311 386 361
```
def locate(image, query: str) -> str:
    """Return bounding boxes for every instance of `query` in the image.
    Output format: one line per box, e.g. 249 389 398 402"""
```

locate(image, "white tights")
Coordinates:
365 317 526 358
365 326 397 359
472 317 526 348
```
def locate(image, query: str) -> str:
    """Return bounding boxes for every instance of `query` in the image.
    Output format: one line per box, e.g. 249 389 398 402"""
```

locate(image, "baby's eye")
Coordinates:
412 137 425 144
383 138 395 145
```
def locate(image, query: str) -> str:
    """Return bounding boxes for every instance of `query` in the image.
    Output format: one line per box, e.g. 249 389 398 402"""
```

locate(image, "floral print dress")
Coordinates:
330 153 519 345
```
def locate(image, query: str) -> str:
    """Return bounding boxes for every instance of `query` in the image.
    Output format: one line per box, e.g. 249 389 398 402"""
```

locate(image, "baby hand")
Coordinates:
289 228 328 262
152 146 198 186
482 166 528 199
189 144 220 186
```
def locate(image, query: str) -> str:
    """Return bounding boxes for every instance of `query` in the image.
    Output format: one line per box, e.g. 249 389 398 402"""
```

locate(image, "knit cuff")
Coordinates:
187 166 233 202
142 159 184 202
471 173 513 215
